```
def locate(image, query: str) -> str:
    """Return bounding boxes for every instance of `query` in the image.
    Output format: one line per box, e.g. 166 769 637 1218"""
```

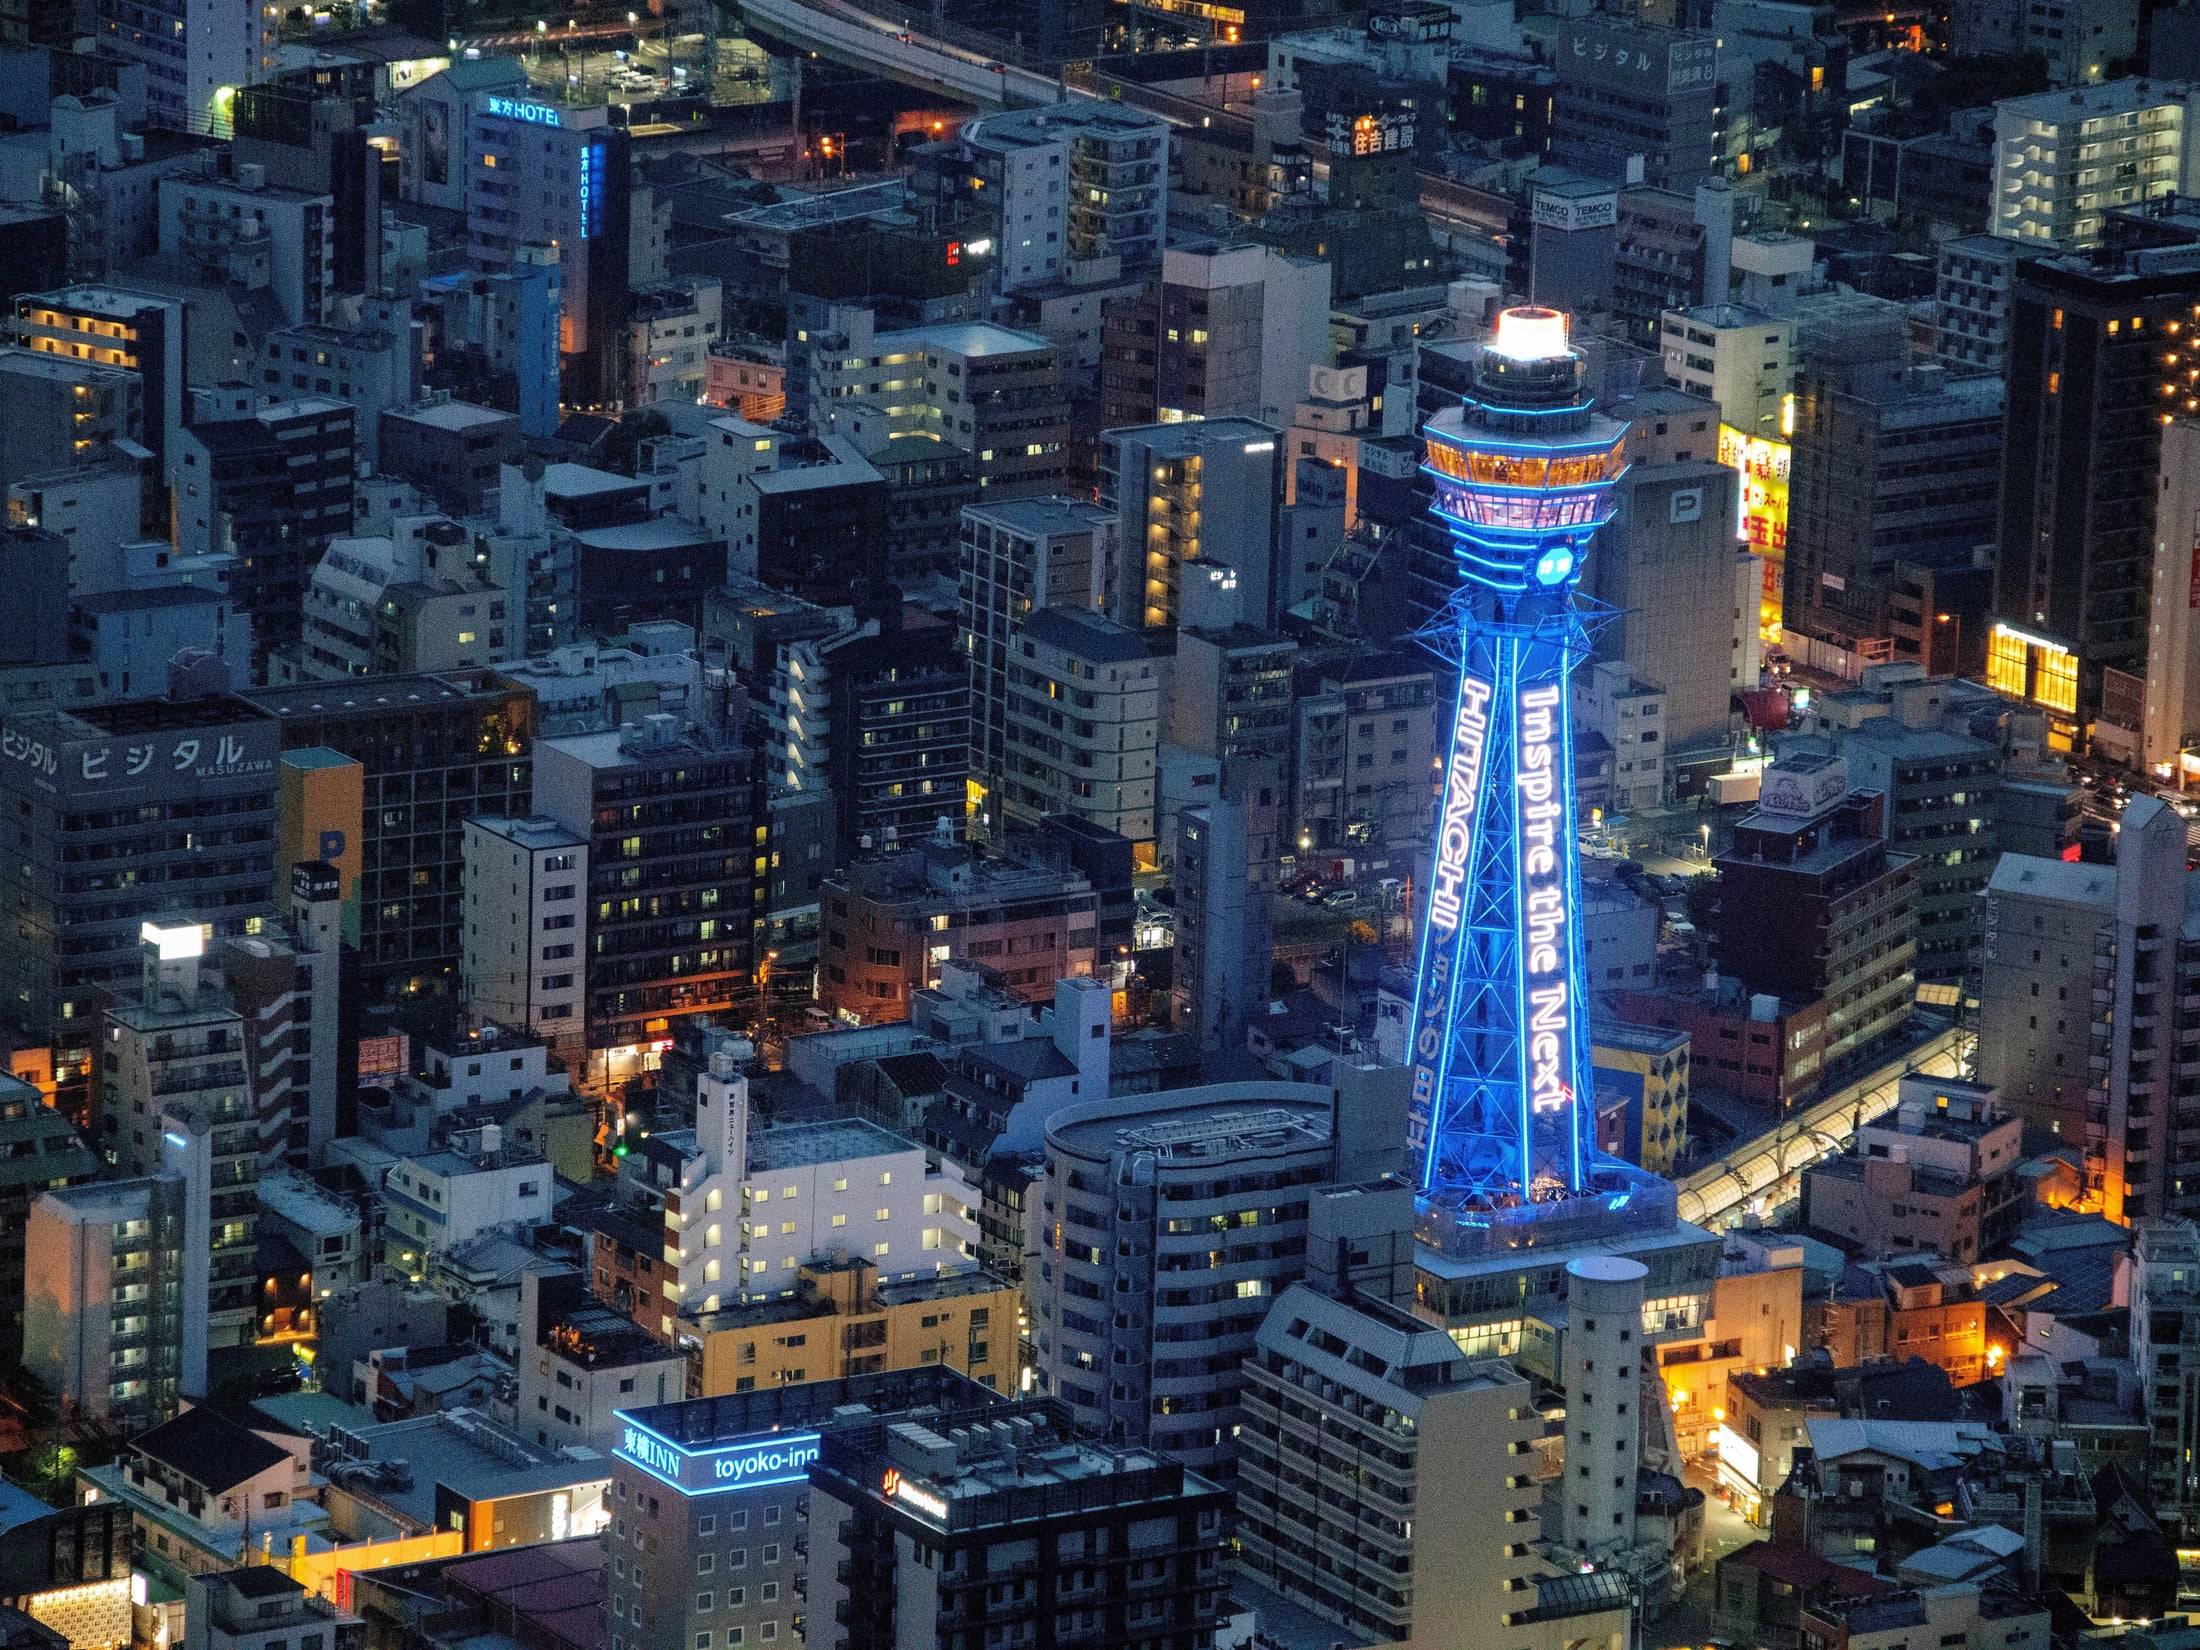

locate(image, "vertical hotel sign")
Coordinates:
580 137 606 240
1411 676 1494 1118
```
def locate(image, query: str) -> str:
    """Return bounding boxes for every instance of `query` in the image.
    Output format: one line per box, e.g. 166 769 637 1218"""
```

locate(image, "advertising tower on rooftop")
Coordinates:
1410 307 1669 1251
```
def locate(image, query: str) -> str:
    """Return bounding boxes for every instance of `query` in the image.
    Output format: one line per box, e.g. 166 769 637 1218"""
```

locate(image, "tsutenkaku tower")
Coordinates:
1406 306 1630 1211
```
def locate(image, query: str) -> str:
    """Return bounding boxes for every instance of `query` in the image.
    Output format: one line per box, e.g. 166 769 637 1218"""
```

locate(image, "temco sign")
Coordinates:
614 1417 822 1495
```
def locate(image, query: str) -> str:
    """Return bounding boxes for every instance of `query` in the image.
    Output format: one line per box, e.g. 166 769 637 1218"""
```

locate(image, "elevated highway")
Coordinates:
722 0 1513 252
728 0 1061 105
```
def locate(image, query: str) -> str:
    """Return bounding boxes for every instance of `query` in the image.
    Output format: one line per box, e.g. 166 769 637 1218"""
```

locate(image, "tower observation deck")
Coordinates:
1408 306 1667 1249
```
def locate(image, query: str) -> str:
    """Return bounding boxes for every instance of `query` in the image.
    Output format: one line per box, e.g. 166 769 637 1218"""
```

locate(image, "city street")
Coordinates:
1651 1462 1762 1649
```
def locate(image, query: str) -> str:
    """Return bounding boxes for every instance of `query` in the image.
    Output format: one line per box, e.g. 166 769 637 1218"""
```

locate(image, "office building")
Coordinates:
461 816 590 1067
184 1568 360 1650
22 1134 209 1428
1099 418 1285 630
1786 366 2003 653
10 286 184 484
952 102 1168 293
468 100 628 406
1990 240 2200 750
1935 234 2020 374
242 672 532 1003
1032 1078 1379 1476
0 693 279 1121
1551 18 1719 191
1587 415 1751 750
809 1404 1231 1650
1713 754 1918 1074
175 398 356 676
1990 80 2199 249
1661 303 1791 437
986 605 1159 845
533 718 756 1074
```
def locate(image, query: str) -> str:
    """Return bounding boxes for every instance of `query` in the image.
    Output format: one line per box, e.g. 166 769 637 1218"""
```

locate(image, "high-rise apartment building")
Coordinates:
1288 649 1439 860
953 103 1169 293
988 605 1160 845
102 922 259 1350
961 496 1116 825
97 0 274 135
1713 754 1918 1075
2129 1218 2200 1536
0 1075 98 1349
23 1127 211 1428
1099 419 1286 630
0 692 279 1123
2143 417 2200 777
1976 852 2114 1146
1172 767 1280 1052
1099 243 1332 432
1935 234 2020 374
461 816 591 1068
158 161 334 325
1989 239 2200 750
533 718 757 1079
808 319 1071 499
221 864 342 1168
1660 303 1791 436
821 621 968 863
10 286 186 484
1991 80 2199 248
1030 1074 1398 1477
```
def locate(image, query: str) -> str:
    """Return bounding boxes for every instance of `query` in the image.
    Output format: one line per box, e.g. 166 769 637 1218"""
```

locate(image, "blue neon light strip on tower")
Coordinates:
1407 306 1627 1212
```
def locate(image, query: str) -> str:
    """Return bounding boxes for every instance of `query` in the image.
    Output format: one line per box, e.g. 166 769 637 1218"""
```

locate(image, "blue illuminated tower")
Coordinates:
1408 306 1630 1217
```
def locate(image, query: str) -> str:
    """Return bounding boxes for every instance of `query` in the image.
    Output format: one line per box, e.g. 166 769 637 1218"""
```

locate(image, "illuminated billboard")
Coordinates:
613 1414 821 1496
1718 422 1789 643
